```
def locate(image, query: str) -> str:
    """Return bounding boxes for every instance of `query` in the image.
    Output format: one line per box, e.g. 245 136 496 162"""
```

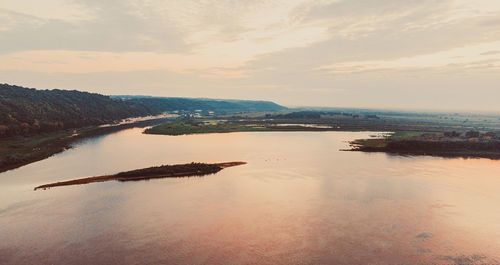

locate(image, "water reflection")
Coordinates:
0 129 499 264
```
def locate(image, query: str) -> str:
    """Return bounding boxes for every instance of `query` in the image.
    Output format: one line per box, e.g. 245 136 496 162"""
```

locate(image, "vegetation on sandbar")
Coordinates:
143 118 322 135
34 162 246 190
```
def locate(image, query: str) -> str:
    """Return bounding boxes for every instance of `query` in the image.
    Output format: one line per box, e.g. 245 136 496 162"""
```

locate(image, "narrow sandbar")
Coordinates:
34 162 246 190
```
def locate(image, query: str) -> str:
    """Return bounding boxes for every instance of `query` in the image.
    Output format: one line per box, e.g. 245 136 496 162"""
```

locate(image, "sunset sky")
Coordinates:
1 0 499 110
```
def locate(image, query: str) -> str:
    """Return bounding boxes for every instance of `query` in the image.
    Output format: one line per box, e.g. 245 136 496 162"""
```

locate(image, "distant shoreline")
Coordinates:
145 116 500 160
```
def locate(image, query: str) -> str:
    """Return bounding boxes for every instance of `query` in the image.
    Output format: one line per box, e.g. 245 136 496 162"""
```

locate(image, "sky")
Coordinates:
1 0 499 110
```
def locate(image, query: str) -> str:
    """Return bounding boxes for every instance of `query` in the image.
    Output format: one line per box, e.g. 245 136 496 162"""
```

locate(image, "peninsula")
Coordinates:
145 113 500 160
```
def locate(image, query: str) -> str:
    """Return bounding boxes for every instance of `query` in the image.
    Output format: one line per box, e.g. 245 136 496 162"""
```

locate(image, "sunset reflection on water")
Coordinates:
0 129 499 264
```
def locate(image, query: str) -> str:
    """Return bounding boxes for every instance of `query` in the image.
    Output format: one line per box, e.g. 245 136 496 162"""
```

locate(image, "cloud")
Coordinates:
481 50 500 56
0 1 187 53
318 41 500 74
0 0 331 76
1 0 90 20
1 0 500 110
0 0 317 54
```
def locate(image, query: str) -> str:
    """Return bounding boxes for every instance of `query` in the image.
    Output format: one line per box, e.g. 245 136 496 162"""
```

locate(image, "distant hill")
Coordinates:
0 84 286 138
112 96 287 114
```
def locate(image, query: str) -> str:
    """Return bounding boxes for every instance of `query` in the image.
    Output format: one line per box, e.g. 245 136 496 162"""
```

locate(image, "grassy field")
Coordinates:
144 119 334 135
0 131 73 172
145 120 267 135
145 110 500 137
390 131 426 138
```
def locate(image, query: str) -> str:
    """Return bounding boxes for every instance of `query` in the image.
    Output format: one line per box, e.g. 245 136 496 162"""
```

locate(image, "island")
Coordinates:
34 162 246 190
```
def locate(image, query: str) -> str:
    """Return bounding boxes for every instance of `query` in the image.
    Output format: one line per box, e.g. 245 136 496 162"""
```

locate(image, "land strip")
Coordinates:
34 162 246 190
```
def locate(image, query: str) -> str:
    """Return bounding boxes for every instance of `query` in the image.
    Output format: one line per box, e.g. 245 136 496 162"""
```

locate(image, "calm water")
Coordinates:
1 128 500 264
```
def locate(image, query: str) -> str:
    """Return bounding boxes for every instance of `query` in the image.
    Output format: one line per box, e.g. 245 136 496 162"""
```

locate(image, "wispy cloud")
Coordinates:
319 41 500 74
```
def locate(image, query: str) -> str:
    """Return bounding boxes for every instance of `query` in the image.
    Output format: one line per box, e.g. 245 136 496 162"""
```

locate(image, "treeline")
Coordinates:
116 96 286 114
266 111 322 119
384 140 500 152
0 84 157 137
264 111 378 120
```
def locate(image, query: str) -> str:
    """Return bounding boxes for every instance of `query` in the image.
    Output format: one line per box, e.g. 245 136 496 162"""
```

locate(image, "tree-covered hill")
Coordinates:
113 96 287 114
0 84 287 138
0 84 157 137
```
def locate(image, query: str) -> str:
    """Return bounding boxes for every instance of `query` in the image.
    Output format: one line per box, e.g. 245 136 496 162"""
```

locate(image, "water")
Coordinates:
1 128 500 264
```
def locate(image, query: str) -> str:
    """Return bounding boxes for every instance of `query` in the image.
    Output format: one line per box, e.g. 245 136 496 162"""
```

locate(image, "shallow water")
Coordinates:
1 129 500 264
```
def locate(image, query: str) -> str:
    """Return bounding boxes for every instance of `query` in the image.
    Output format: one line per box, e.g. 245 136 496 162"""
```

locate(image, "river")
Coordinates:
1 128 499 264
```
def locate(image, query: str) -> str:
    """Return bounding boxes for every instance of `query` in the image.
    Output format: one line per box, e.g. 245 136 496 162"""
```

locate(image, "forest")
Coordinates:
0 84 157 137
114 96 286 114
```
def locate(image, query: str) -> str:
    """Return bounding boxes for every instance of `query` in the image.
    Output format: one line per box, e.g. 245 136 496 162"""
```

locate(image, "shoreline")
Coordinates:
0 117 174 174
347 131 500 160
144 118 500 160
5 111 500 175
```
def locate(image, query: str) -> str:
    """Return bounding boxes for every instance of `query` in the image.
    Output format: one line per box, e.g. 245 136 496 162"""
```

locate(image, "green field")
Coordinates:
144 119 333 135
145 120 268 135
